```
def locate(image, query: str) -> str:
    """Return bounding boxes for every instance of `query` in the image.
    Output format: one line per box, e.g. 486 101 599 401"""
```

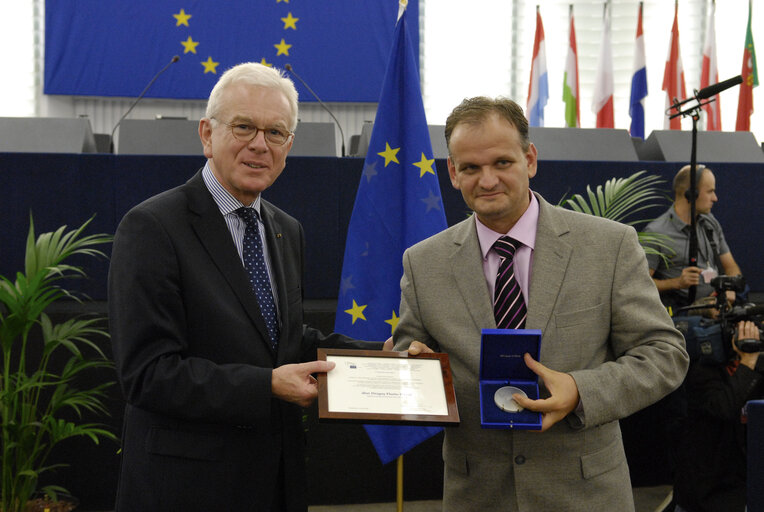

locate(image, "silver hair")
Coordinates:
205 62 299 131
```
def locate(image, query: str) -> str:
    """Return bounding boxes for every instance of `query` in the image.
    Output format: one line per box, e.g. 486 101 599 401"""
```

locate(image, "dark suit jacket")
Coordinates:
109 170 365 511
674 358 764 512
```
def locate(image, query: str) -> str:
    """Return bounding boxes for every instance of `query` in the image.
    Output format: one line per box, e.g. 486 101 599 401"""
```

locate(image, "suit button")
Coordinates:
515 455 526 465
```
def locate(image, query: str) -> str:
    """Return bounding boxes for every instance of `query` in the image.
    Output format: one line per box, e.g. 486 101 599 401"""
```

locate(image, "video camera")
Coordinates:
673 275 764 365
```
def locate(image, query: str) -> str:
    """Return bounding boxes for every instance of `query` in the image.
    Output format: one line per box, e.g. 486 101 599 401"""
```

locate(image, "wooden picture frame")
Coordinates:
317 348 460 426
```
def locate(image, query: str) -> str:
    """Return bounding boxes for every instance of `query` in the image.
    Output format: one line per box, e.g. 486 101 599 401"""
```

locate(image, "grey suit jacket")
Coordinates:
394 193 688 512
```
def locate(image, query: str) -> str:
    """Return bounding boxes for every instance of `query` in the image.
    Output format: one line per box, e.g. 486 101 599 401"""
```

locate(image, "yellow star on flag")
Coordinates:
277 0 290 3
181 36 199 54
378 142 400 167
260 57 273 67
274 39 292 56
384 311 400 334
344 300 367 325
413 153 436 177
173 9 192 27
281 12 299 30
201 57 219 74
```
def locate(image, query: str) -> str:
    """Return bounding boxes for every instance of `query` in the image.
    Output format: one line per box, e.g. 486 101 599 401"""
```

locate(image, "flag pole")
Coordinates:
394 5 407 510
396 455 404 512
393 8 406 509
394 4 411 511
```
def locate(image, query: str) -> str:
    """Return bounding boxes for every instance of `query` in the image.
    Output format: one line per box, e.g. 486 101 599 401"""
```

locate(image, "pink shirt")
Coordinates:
476 191 539 303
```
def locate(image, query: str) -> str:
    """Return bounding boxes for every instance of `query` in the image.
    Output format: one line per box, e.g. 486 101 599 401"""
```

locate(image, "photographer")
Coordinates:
645 165 743 311
673 320 763 512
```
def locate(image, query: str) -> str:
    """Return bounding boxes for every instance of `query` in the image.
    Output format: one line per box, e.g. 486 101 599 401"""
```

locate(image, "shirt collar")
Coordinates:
476 190 539 260
202 162 262 215
668 205 710 233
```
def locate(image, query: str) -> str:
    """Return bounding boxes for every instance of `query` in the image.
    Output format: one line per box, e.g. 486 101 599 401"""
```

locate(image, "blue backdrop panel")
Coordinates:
748 400 764 512
44 0 418 102
1 154 762 301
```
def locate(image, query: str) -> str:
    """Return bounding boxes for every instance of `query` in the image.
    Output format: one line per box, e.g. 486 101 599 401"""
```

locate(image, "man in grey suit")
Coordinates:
393 97 688 511
109 63 380 511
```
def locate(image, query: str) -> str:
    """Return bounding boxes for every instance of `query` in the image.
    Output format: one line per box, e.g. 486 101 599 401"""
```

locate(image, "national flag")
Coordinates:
44 1 419 102
334 2 446 465
662 0 687 130
562 4 580 128
592 3 614 128
527 6 549 127
629 2 648 138
736 0 759 131
700 0 721 131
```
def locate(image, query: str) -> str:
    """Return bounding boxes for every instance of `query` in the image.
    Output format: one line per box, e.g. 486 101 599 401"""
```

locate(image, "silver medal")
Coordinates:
494 386 527 412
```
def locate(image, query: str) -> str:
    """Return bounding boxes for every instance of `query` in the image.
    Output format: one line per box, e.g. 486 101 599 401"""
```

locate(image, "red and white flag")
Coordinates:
662 0 687 130
700 0 721 131
592 3 614 128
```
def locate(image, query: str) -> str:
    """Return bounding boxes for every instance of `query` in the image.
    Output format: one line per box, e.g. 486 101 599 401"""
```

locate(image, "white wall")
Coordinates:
2 0 763 151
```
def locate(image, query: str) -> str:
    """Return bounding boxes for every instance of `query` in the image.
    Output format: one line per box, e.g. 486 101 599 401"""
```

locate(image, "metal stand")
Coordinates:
667 98 712 305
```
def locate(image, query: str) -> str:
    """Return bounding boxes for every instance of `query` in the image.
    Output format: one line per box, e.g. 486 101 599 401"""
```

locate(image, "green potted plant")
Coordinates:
560 170 674 260
0 216 116 512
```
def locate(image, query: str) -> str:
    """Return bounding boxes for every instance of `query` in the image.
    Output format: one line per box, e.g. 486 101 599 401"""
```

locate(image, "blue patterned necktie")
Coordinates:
236 207 279 349
493 236 527 329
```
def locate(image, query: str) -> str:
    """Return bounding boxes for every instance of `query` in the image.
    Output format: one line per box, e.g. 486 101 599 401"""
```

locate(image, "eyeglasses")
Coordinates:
213 118 293 146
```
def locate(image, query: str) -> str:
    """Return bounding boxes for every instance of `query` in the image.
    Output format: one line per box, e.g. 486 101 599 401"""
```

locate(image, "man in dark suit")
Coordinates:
109 62 378 511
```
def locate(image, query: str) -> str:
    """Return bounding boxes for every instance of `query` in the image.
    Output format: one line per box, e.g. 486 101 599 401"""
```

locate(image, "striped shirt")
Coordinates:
201 163 280 314
476 191 539 303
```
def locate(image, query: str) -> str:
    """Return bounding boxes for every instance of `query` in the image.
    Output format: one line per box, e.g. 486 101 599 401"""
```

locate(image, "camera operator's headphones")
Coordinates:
684 164 706 202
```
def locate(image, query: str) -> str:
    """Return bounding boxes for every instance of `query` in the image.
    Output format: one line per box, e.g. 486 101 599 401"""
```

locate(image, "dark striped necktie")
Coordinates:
236 207 279 349
493 236 527 329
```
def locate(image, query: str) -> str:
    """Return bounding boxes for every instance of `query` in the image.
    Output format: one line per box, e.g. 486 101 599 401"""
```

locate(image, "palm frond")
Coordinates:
560 170 674 261
2 215 115 512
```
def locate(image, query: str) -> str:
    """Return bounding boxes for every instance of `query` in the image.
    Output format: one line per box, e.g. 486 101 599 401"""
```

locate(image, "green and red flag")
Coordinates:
735 0 759 131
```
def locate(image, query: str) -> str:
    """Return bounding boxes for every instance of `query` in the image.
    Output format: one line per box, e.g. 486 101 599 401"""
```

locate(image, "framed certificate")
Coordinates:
317 348 460 426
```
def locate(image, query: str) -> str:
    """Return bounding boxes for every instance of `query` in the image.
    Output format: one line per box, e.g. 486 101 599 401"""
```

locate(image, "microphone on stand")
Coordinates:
110 55 180 153
285 63 346 157
668 75 742 116
664 74 743 307
696 75 743 100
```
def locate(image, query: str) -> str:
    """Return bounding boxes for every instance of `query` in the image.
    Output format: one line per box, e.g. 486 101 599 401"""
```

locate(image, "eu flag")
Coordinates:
334 4 446 465
44 0 418 102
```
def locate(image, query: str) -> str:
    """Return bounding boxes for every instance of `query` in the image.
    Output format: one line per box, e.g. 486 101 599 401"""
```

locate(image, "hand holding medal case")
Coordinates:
479 328 542 430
